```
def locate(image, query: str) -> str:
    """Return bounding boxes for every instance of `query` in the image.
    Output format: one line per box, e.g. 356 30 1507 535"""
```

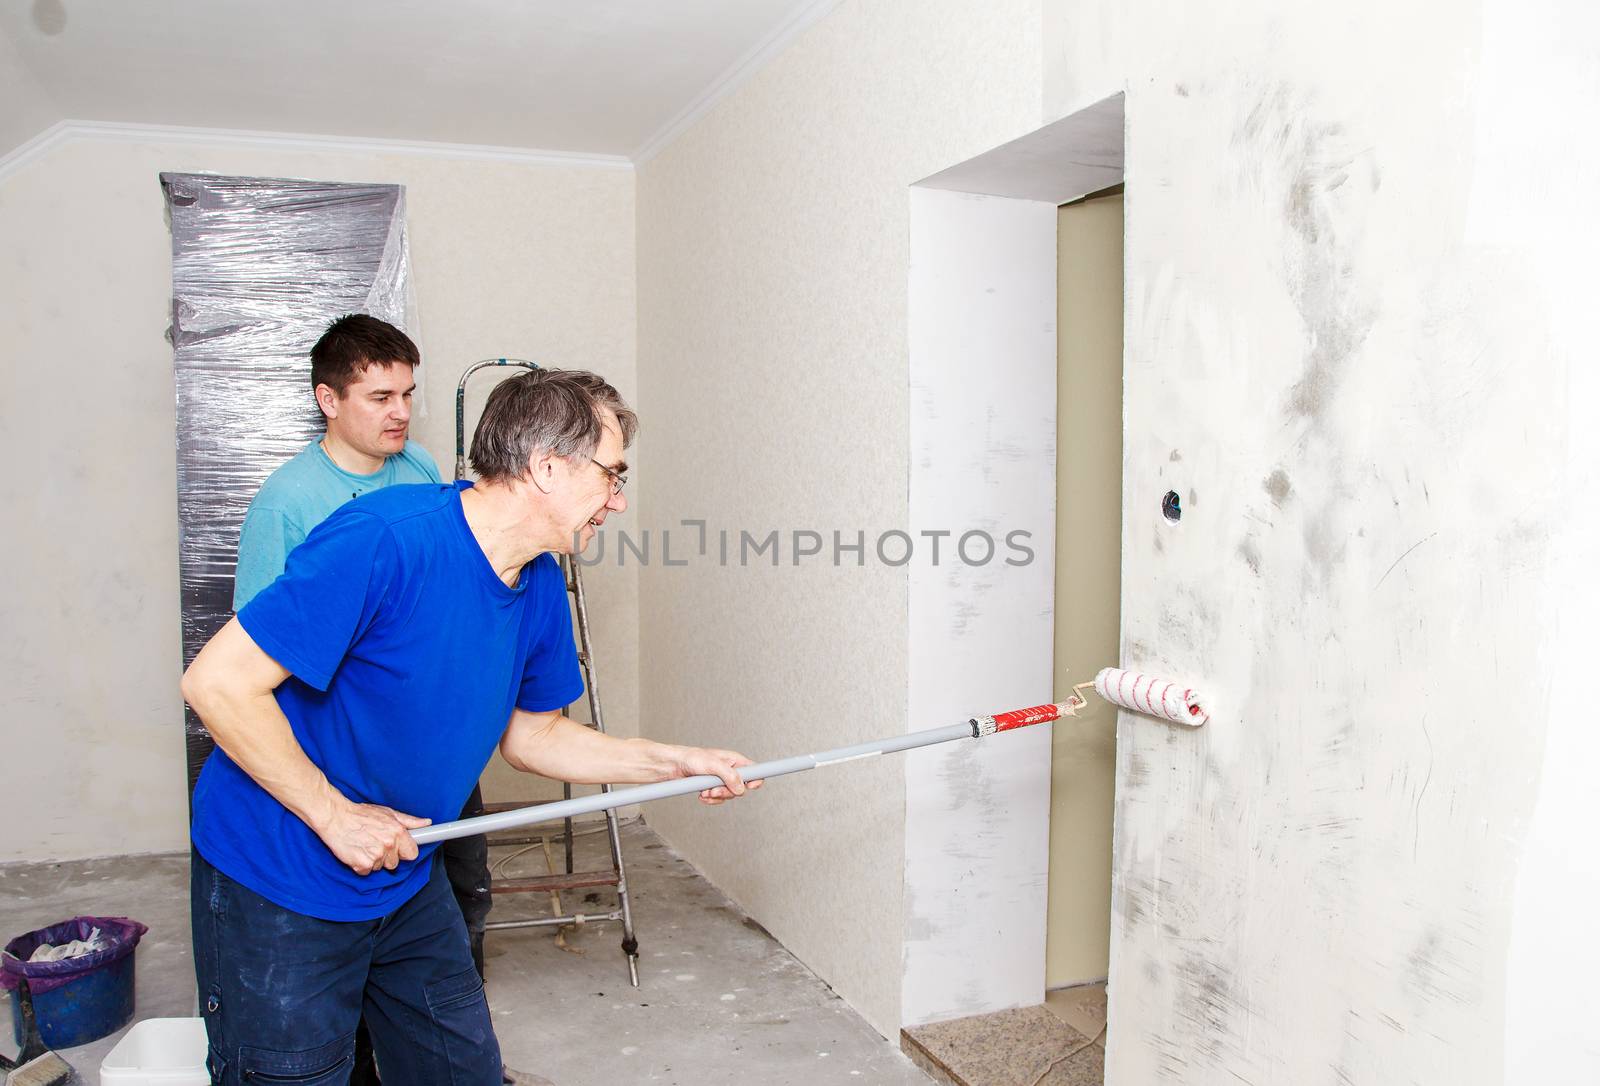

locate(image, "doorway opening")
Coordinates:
901 94 1126 1085
1041 182 1125 1051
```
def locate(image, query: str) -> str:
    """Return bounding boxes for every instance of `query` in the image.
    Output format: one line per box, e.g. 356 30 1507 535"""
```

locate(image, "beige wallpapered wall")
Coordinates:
636 0 1044 1039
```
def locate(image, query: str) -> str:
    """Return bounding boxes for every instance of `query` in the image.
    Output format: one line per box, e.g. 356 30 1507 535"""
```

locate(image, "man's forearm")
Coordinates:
181 624 342 835
189 685 344 832
501 713 686 785
183 618 429 875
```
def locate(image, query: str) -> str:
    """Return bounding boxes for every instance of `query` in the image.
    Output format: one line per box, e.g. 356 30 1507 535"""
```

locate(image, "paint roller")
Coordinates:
1084 666 1209 727
413 669 1208 847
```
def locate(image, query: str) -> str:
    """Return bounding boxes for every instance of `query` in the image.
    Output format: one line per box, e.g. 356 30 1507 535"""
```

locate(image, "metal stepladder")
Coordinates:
455 358 641 987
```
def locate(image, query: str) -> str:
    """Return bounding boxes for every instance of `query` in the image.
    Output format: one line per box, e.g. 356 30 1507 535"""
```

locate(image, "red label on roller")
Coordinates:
992 704 1061 731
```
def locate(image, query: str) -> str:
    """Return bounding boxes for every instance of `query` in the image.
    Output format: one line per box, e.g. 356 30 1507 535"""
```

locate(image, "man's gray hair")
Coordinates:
469 369 638 483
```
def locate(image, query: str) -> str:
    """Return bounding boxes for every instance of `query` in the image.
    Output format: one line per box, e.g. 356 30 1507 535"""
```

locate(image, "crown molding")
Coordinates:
0 119 634 185
631 0 841 165
0 122 73 184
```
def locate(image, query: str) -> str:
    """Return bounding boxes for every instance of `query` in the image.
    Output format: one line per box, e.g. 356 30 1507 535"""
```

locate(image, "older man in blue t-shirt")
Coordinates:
184 370 759 1085
232 314 467 1084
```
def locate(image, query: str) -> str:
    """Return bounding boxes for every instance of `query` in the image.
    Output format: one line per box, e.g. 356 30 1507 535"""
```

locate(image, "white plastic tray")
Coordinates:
100 1017 208 1085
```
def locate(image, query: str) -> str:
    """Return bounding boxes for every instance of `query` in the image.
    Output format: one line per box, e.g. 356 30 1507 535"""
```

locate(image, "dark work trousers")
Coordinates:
351 786 492 1085
191 849 501 1086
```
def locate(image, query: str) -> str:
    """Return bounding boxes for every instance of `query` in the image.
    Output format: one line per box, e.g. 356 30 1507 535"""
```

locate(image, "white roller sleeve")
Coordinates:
1093 667 1209 726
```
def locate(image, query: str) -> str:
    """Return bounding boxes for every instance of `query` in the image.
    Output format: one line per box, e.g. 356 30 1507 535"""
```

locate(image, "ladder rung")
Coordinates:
492 870 620 895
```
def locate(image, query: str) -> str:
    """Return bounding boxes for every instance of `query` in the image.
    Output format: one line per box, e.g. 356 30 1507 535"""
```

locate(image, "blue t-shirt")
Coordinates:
233 438 441 610
192 481 585 921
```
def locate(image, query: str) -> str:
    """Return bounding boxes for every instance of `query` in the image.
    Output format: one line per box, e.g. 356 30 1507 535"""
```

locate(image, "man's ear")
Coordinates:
314 383 340 420
528 451 558 494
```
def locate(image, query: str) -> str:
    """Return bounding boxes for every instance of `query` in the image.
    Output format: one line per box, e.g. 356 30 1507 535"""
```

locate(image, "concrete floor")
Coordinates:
0 819 931 1086
0 851 195 1079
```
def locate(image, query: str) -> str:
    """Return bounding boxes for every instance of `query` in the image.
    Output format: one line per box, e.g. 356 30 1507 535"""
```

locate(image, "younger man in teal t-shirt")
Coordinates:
233 315 440 611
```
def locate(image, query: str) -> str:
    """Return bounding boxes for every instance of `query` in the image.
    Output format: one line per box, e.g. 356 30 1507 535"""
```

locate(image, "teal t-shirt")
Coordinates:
233 438 442 609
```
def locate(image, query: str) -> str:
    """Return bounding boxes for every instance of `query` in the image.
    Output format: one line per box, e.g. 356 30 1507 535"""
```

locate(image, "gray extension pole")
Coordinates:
411 701 1074 846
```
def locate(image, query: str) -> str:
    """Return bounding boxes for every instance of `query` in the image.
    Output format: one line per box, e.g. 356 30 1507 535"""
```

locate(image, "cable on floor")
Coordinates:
1024 1023 1107 1086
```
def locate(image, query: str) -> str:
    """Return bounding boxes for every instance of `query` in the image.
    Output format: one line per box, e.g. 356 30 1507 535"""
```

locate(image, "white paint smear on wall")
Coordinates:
1475 0 1600 1078
903 187 1056 1026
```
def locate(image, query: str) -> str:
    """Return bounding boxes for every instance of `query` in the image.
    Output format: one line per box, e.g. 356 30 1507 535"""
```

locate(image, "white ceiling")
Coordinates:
0 0 830 163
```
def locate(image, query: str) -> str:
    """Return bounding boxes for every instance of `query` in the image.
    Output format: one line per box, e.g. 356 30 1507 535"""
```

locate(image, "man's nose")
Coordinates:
609 489 628 514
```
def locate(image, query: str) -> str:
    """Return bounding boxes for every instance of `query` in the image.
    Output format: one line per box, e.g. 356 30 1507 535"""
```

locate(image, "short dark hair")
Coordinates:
470 369 638 483
310 314 421 397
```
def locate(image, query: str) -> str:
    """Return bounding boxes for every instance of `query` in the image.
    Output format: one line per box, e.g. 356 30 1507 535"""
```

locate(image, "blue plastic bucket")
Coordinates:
2 916 147 1049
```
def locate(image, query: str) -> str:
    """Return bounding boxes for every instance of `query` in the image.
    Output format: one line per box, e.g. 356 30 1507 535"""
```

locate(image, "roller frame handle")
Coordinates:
411 702 1076 846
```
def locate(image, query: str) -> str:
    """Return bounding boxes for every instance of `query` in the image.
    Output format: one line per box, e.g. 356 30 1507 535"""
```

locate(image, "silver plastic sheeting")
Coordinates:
163 173 411 792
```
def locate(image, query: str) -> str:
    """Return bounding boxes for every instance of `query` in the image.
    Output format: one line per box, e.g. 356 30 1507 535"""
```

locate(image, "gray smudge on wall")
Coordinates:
1234 85 1380 428
1264 469 1291 505
1176 948 1248 1064
1236 538 1262 575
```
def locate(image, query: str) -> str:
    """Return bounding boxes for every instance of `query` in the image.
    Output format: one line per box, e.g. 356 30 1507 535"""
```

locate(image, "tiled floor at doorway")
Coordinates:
900 983 1107 1086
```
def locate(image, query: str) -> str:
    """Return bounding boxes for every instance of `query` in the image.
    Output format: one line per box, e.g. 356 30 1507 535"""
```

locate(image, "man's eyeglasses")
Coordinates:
591 458 627 496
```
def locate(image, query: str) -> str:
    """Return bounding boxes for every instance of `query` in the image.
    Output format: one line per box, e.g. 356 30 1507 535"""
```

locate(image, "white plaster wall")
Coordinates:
1040 0 1600 1080
0 137 636 863
636 0 1043 1038
903 188 1057 1025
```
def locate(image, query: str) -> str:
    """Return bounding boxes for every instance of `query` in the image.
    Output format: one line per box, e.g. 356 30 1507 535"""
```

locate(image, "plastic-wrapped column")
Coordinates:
1093 667 1208 726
